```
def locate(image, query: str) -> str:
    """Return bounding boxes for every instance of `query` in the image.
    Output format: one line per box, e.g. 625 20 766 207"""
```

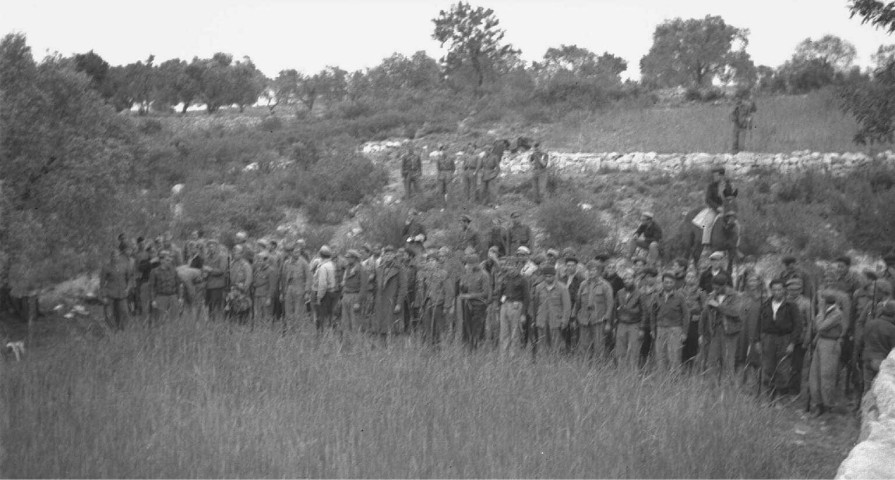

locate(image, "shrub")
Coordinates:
535 196 609 248
358 204 408 248
257 115 283 133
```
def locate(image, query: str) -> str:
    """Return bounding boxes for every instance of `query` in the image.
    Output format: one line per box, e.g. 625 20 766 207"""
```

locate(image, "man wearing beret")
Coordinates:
627 211 662 265
530 264 571 356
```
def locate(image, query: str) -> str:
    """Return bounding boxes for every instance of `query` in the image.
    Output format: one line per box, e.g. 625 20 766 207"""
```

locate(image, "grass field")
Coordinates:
520 89 870 154
1 316 834 478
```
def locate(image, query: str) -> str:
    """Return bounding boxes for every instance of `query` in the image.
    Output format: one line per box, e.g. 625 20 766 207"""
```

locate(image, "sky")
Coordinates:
1 0 894 80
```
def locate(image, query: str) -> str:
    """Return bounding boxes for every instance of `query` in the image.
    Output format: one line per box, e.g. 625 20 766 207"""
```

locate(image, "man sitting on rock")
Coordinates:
627 211 662 265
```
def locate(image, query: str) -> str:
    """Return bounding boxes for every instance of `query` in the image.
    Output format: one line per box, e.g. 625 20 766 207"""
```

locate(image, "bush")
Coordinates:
535 196 610 248
257 115 283 133
358 204 408 248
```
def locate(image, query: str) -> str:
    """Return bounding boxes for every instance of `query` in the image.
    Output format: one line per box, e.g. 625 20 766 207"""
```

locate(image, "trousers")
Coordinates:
499 301 524 358
656 326 683 371
615 322 641 367
809 338 841 408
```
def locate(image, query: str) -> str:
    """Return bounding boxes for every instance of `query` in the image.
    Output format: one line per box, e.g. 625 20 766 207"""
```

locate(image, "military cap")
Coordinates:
642 211 654 219
319 245 333 257
540 265 556 275
586 260 600 270
661 271 676 281
711 166 726 175
594 253 610 261
159 249 172 258
644 267 658 277
232 230 245 241
709 251 725 260
785 278 803 289
257 251 270 260
207 238 219 245
546 248 560 257
712 274 729 286
460 214 472 223
632 256 647 265
510 211 522 219
296 239 306 247
565 255 578 264
516 246 531 255
782 255 797 265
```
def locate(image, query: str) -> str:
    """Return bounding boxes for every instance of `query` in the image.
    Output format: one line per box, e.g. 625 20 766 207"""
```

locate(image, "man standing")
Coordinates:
252 251 274 325
809 291 846 416
699 251 730 293
862 300 895 389
281 242 311 332
370 247 408 346
650 272 690 372
340 250 368 334
754 279 802 397
775 256 815 301
313 245 338 333
400 145 422 200
401 209 427 259
508 212 532 254
460 143 480 202
627 211 662 265
530 265 571 356
479 145 501 206
786 277 816 398
730 90 757 154
433 144 454 205
498 256 530 358
615 271 645 368
576 258 615 360
148 250 182 325
529 142 549 204
458 215 480 253
419 248 455 346
203 239 228 321
699 274 743 377
227 246 253 325
458 254 491 349
488 217 510 257
100 246 133 331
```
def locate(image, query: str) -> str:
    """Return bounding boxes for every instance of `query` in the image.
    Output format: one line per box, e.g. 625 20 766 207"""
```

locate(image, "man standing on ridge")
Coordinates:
529 142 549 204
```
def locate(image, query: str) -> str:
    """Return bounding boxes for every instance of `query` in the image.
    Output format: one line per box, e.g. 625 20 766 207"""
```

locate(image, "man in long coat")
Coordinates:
370 248 408 345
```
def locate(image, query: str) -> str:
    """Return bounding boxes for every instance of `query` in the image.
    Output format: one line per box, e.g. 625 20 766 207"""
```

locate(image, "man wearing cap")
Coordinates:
862 300 895 389
700 167 737 247
627 211 662 265
459 143 480 202
699 252 731 294
517 246 538 278
786 277 815 398
433 144 455 204
100 246 134 330
852 279 893 397
401 209 427 259
401 145 422 200
497 256 530 358
650 272 690 371
699 274 743 377
529 142 549 204
614 270 645 367
531 264 571 355
281 242 311 331
227 246 253 324
458 215 480 252
202 239 228 321
458 253 491 349
340 250 368 334
417 248 455 345
148 250 182 325
507 212 533 254
754 279 802 397
577 257 615 360
560 254 586 349
313 246 338 332
808 290 846 416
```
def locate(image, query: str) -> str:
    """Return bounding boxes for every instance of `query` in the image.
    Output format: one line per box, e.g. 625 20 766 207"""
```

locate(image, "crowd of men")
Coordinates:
100 204 895 417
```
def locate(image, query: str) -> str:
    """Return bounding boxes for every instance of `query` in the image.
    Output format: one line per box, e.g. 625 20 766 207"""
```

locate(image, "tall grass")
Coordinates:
1 317 805 478
539 89 868 154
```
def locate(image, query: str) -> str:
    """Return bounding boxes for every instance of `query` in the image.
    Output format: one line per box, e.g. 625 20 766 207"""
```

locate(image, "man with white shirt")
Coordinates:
754 279 802 397
517 246 538 278
699 251 730 293
313 245 338 332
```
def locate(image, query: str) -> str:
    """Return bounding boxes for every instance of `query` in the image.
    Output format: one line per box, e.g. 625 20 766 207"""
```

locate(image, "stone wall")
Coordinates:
836 349 895 479
360 139 895 177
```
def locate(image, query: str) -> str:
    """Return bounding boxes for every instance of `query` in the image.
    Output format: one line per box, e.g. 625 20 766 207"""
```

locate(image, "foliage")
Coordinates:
839 61 895 147
358 204 409 249
432 2 521 90
849 0 895 33
535 196 609 248
0 34 136 291
792 35 857 73
639 15 752 88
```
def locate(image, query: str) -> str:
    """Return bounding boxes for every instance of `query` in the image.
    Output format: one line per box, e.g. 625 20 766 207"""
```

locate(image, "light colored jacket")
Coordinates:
577 277 614 325
531 281 571 329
